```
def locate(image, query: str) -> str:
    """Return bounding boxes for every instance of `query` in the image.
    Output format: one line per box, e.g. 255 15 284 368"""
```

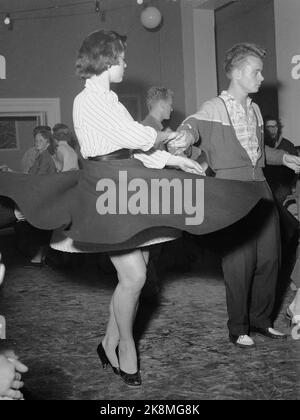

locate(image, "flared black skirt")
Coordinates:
0 159 262 252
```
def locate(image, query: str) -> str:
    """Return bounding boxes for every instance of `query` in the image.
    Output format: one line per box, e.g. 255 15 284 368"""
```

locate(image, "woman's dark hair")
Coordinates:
34 130 57 155
33 125 52 137
76 30 127 80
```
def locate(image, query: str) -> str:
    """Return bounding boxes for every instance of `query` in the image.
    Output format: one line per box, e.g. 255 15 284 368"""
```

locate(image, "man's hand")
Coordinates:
283 154 300 173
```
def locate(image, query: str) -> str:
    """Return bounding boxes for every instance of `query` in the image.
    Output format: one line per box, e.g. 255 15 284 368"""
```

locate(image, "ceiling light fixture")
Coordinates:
4 14 11 25
3 13 13 30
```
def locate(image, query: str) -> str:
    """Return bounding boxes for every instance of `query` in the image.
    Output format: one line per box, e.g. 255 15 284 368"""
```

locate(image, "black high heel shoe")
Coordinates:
119 369 142 387
97 342 119 375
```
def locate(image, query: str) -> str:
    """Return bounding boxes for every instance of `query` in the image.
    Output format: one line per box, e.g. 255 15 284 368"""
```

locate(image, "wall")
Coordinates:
180 2 218 115
0 0 185 166
180 1 198 115
215 0 278 117
274 0 300 144
193 9 217 109
0 118 37 171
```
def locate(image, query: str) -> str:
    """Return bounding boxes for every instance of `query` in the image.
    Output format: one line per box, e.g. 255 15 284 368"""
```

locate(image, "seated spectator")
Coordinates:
21 125 52 174
263 116 299 262
16 129 57 265
28 129 57 175
264 116 298 204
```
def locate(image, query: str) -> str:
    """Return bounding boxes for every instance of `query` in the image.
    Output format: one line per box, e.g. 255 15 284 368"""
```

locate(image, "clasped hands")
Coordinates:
163 130 205 176
163 130 194 156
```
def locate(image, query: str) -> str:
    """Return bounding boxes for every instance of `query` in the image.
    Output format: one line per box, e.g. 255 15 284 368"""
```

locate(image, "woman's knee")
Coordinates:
119 268 147 292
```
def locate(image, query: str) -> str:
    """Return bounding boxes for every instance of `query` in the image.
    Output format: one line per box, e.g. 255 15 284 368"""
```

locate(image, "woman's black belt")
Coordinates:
88 149 133 161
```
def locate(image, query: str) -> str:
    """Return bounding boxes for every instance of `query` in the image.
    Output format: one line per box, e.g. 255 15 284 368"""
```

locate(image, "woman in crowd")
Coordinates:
16 129 57 265
28 129 57 175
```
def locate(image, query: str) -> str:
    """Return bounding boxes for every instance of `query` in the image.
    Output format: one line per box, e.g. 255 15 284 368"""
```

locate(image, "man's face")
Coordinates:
160 97 173 120
236 55 264 94
265 120 278 139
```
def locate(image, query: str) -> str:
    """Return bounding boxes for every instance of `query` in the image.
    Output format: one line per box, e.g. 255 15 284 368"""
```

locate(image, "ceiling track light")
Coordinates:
95 0 100 13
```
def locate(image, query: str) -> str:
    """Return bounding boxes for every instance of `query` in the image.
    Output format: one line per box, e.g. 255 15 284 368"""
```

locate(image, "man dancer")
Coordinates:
168 43 300 347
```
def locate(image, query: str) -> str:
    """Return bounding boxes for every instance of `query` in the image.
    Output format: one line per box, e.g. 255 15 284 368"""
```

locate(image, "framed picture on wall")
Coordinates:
0 117 19 150
119 94 142 121
0 115 41 151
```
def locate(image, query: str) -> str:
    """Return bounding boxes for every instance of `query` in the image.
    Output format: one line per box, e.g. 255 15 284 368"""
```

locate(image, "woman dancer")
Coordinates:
72 30 206 386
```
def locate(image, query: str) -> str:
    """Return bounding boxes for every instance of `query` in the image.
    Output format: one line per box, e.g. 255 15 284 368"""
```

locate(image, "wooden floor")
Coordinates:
0 234 299 400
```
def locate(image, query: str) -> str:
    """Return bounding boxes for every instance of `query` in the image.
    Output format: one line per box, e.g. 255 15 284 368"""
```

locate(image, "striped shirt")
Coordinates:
73 76 171 169
220 90 260 166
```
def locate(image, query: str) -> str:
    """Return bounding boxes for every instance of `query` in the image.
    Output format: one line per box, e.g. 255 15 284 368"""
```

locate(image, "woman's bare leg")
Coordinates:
101 296 120 369
105 249 147 374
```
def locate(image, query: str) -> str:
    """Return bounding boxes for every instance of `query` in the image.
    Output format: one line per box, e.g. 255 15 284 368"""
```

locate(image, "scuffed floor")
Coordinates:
0 233 299 400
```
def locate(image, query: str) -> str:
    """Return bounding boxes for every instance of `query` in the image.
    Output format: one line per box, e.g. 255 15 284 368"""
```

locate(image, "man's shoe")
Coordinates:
250 326 287 340
229 334 255 348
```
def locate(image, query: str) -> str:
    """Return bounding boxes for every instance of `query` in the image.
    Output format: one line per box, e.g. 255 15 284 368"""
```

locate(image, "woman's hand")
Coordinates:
166 155 206 176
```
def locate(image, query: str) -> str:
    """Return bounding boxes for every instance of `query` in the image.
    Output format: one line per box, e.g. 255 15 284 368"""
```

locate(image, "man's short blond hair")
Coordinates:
224 43 266 77
146 86 173 111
